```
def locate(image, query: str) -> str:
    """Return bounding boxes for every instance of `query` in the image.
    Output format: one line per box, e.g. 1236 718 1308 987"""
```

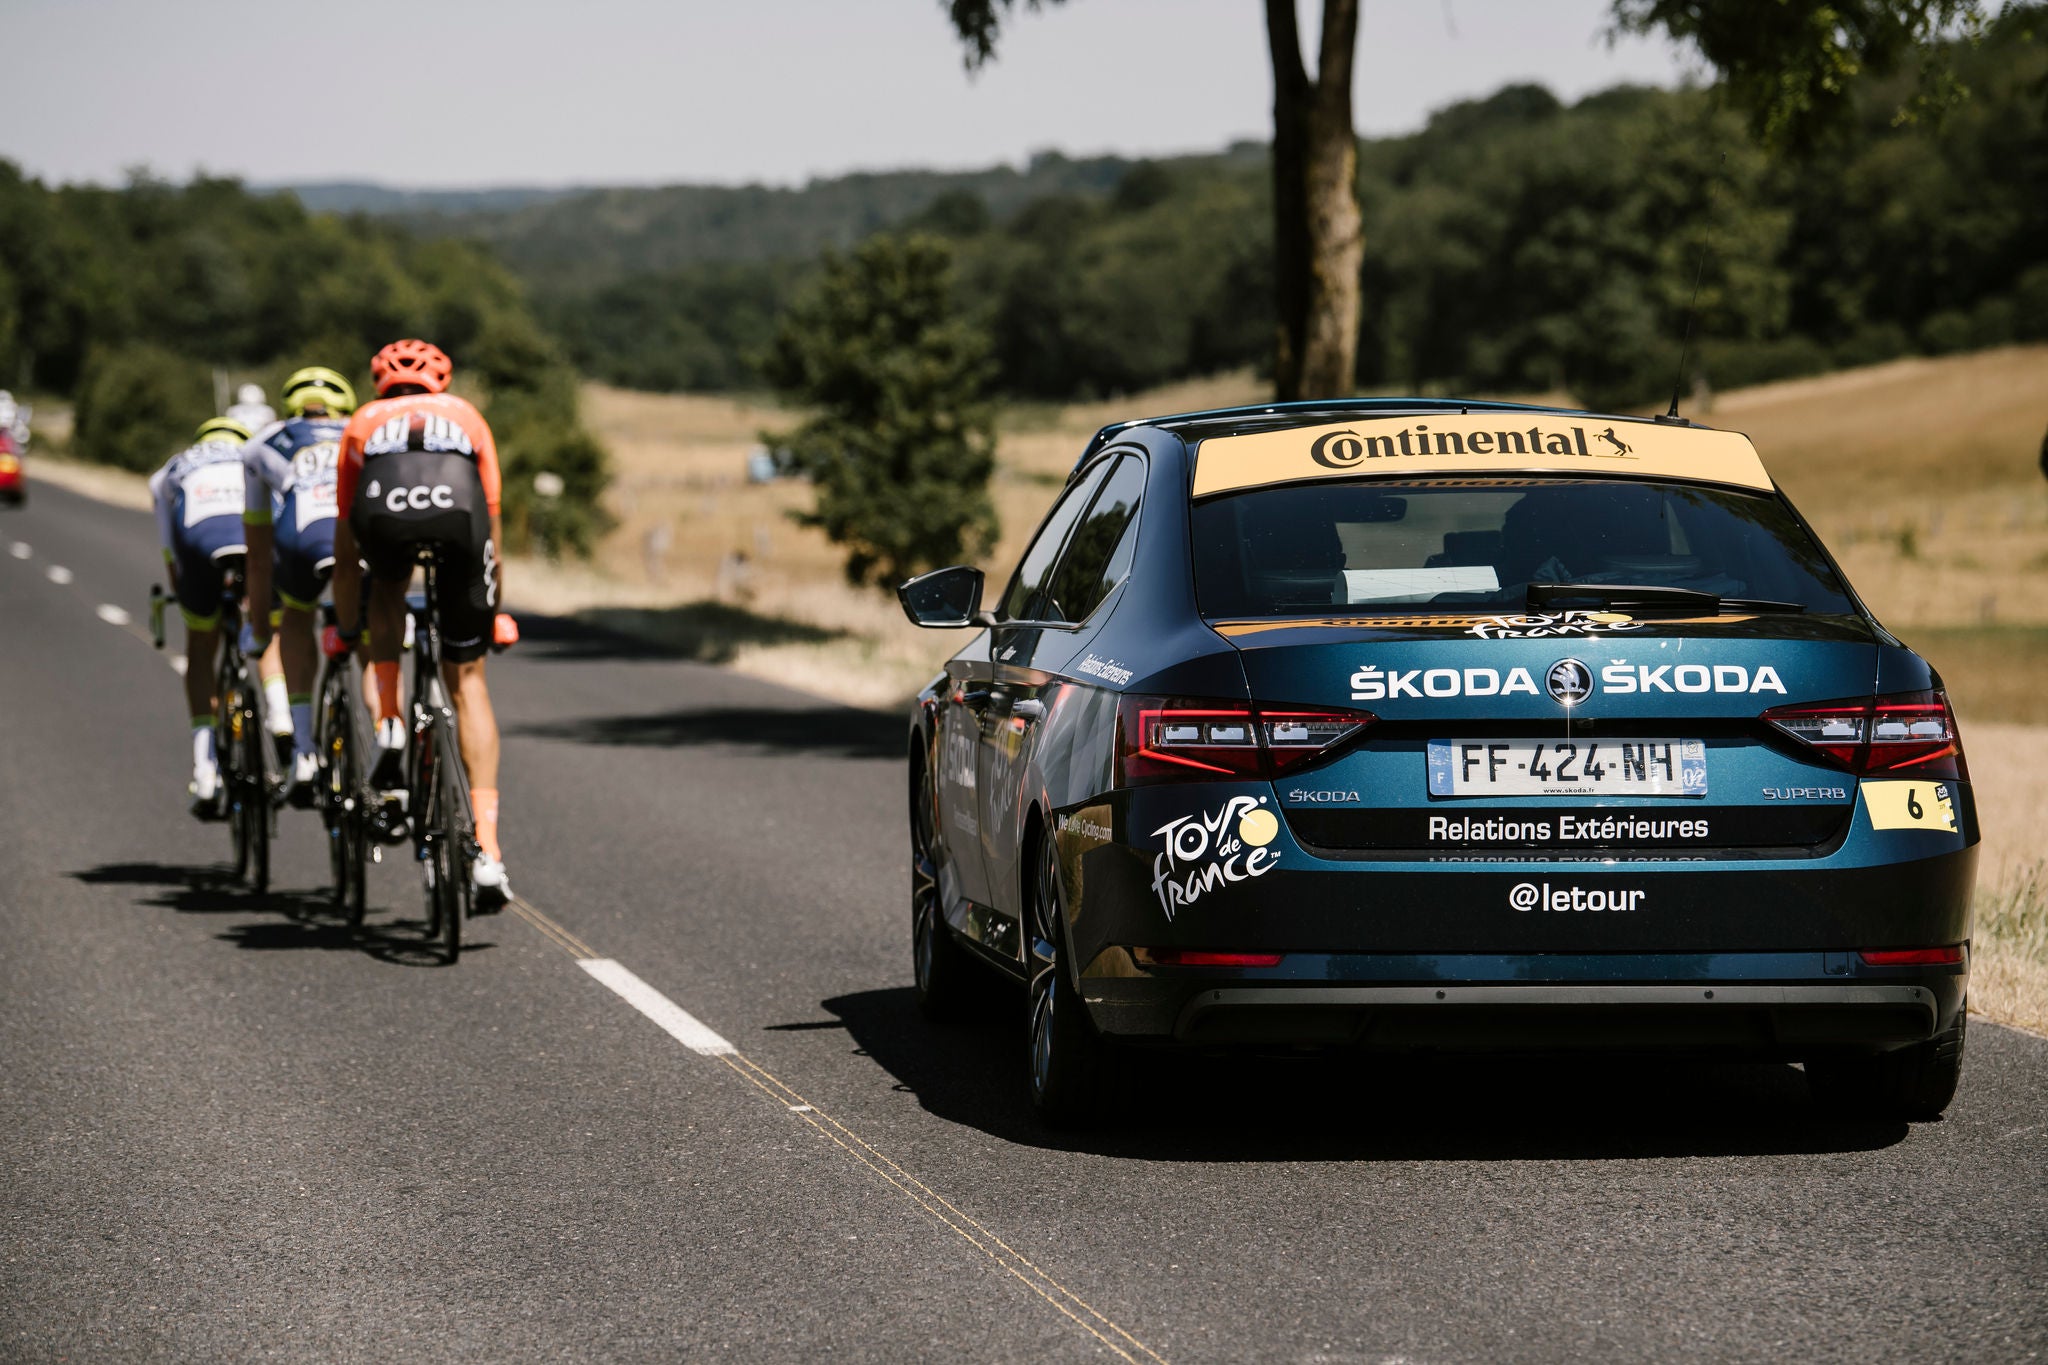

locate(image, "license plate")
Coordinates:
1428 738 1707 797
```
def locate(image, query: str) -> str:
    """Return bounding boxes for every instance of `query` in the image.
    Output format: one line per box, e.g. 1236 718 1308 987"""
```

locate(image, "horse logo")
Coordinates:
1595 427 1634 457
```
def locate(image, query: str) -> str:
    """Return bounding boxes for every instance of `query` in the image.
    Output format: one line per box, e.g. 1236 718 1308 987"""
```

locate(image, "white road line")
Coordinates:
45 564 73 584
578 958 736 1056
96 603 132 626
7 541 28 559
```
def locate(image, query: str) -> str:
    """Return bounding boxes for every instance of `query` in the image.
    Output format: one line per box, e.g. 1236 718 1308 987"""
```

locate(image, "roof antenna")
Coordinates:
1661 245 1708 422
1660 152 1725 425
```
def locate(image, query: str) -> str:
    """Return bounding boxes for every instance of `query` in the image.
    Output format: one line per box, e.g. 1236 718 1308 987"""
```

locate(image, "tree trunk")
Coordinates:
1266 0 1362 401
1264 0 1310 401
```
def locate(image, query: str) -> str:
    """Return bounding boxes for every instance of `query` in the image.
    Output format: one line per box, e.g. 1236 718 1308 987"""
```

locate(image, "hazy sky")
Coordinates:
7 0 1694 188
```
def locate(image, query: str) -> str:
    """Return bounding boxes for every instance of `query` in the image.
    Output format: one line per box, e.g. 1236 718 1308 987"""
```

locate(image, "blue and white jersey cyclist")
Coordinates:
240 366 359 803
149 415 254 813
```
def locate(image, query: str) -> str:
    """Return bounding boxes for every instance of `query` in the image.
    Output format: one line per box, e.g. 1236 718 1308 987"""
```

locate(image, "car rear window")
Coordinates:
1190 478 1857 617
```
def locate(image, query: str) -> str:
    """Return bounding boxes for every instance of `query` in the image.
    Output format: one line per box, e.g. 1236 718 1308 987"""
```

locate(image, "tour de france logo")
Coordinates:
1546 658 1594 705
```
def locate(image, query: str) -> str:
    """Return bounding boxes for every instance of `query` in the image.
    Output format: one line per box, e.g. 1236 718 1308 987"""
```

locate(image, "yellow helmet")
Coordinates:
196 416 252 445
281 366 359 417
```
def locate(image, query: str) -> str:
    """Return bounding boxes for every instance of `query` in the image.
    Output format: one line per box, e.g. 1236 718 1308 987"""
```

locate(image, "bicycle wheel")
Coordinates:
318 665 369 925
414 719 460 963
436 715 475 946
220 649 251 881
239 664 271 895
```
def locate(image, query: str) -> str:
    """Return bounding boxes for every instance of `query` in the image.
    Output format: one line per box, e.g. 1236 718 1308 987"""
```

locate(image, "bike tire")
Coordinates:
414 721 460 964
437 713 475 950
319 665 370 925
220 651 251 882
242 671 270 896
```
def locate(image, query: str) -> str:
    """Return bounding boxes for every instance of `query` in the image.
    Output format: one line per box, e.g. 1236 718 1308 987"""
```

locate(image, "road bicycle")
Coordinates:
153 562 275 892
314 603 371 926
320 555 481 964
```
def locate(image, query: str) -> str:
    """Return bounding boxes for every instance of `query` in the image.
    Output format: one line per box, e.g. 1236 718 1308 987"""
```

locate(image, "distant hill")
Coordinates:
269 183 585 217
318 146 1266 291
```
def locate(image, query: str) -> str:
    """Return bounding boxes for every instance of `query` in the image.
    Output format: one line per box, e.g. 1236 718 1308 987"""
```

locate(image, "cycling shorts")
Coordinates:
350 450 497 664
273 490 336 611
171 514 248 630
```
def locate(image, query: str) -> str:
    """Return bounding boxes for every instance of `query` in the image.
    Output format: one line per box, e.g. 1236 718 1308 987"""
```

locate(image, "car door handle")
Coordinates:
1012 699 1046 721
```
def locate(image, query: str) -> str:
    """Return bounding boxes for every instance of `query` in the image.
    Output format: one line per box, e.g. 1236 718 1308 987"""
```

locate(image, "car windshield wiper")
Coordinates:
1525 582 1805 615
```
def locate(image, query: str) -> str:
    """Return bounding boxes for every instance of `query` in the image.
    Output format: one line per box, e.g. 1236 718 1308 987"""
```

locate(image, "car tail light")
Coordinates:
1761 689 1966 781
1858 946 1965 966
1135 948 1284 968
1114 696 1374 787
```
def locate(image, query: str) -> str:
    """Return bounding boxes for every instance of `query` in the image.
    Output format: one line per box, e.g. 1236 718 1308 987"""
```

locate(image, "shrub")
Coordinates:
71 343 214 472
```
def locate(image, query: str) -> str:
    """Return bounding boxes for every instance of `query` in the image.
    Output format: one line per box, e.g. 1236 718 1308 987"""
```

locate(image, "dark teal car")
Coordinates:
899 399 1975 1125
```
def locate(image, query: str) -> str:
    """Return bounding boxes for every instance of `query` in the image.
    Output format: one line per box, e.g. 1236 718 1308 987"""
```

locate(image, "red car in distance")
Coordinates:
0 428 24 505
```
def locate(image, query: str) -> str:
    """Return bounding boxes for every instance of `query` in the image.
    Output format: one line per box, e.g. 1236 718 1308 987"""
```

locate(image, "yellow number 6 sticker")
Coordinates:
1862 780 1958 833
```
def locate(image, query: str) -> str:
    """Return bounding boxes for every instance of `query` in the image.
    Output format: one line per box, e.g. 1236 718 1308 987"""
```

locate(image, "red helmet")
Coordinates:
370 339 453 396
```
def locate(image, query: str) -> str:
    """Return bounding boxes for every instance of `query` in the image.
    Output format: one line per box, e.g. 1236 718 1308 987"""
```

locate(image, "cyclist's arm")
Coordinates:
332 516 361 637
240 434 284 641
331 422 365 635
148 463 176 582
472 409 507 617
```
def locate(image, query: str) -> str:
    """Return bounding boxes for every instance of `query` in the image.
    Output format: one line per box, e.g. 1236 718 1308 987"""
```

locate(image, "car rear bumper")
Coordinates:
1081 951 1965 1057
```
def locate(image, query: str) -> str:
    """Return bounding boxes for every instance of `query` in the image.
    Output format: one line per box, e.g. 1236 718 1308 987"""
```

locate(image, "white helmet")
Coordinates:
236 383 265 405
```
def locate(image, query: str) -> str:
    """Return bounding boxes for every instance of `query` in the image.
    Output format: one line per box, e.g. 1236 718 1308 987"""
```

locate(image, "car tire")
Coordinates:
1808 1002 1967 1121
1026 828 1114 1127
911 752 972 1021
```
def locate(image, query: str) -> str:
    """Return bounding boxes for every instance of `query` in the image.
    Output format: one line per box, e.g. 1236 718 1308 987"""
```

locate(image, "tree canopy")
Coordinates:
0 165 610 555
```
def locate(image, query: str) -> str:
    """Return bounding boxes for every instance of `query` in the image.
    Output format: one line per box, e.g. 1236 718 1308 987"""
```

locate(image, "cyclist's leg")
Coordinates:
274 514 335 793
358 532 413 789
172 533 228 807
436 543 507 896
259 625 292 743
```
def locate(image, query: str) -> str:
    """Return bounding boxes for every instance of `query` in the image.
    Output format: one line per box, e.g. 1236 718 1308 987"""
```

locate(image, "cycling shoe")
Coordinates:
471 853 510 913
189 764 223 821
287 752 320 809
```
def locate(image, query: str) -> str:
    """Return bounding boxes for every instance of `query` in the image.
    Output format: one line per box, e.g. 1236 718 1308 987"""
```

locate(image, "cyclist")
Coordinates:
149 416 253 814
226 382 276 433
241 366 356 804
329 339 517 905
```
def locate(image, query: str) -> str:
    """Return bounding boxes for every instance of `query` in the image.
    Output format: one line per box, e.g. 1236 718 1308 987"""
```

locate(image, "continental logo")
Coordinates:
1193 415 1773 497
1308 423 1633 469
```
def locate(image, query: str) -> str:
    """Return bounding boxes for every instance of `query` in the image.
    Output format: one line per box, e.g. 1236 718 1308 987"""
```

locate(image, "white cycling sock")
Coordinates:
192 724 218 772
265 675 293 735
290 702 315 757
377 717 405 751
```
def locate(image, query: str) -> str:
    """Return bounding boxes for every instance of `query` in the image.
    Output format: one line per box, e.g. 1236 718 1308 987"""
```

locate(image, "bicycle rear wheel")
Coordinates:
437 716 476 944
220 647 251 881
236 659 271 895
318 664 369 925
415 719 460 964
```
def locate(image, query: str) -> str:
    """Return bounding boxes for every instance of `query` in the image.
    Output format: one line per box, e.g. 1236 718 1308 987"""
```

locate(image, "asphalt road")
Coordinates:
4 479 2045 1364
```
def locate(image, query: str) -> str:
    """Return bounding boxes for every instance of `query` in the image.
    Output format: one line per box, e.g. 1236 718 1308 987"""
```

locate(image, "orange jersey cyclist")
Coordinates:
329 339 519 906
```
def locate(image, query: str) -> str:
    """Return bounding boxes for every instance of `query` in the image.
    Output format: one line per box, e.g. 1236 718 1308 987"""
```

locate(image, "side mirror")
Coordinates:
899 565 987 628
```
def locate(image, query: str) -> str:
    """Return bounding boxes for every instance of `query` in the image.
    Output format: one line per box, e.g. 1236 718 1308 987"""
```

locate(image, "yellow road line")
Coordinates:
509 894 1168 1364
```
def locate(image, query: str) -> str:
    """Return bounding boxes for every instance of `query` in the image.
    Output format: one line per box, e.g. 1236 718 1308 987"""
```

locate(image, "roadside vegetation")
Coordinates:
0 166 609 555
428 18 2048 415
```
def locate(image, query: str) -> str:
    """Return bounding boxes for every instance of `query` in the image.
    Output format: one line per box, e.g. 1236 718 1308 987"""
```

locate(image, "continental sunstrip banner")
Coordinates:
1192 414 1774 496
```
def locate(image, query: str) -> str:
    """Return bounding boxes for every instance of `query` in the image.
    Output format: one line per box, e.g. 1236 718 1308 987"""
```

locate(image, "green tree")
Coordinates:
945 0 1363 401
762 235 999 588
1613 0 1996 152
